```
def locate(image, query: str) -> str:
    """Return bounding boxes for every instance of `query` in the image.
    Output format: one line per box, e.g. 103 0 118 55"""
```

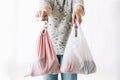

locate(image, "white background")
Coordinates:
0 0 120 80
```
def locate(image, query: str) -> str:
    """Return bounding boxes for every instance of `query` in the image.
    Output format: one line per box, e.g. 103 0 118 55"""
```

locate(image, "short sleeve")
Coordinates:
72 0 85 16
39 0 54 10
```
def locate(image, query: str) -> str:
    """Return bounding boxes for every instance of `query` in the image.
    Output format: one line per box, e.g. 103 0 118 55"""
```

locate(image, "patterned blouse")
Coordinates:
39 0 85 55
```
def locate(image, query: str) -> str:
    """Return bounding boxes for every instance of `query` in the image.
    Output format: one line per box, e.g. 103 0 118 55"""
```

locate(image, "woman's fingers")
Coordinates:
42 11 48 21
70 11 83 28
69 21 77 28
70 12 82 28
71 13 76 28
72 13 76 25
35 10 48 21
76 14 80 23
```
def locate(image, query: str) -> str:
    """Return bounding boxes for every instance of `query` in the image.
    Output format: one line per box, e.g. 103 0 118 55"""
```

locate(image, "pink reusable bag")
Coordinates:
25 26 60 76
60 23 96 74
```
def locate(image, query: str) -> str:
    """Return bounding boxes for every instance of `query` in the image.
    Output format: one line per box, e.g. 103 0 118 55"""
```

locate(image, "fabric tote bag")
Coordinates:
60 23 96 74
25 25 60 76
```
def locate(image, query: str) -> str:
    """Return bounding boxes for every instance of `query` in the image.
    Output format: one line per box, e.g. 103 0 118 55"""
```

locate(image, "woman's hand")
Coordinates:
35 4 52 21
70 5 84 28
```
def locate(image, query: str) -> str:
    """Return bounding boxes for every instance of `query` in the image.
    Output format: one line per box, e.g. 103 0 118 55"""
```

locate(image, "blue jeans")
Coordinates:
43 55 77 80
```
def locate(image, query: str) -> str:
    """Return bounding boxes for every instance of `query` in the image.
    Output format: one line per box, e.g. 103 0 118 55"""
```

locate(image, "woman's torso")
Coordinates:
47 0 73 55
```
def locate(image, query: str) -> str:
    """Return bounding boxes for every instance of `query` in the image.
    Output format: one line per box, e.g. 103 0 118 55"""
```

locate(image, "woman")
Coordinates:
36 0 85 80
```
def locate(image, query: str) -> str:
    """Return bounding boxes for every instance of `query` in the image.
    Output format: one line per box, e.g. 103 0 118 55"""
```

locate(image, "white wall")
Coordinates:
0 0 16 80
0 0 120 80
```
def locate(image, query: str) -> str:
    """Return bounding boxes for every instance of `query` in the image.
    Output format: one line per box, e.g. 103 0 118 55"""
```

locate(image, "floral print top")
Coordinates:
39 0 85 55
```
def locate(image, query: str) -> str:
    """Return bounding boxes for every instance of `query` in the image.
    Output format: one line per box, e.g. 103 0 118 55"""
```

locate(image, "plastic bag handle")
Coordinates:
75 21 81 37
39 20 48 29
75 28 77 37
43 21 48 29
36 16 48 28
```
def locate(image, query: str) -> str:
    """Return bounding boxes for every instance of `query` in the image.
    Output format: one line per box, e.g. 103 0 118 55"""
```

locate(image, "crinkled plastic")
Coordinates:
61 23 96 74
25 28 60 76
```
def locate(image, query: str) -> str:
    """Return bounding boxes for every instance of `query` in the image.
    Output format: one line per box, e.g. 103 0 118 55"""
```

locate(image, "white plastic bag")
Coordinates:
61 23 96 74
